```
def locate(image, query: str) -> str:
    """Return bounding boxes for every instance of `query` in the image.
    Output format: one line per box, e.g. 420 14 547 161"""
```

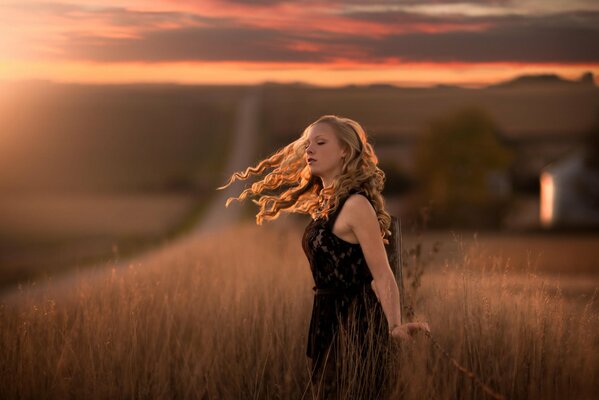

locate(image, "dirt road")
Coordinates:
0 86 262 305
194 85 261 234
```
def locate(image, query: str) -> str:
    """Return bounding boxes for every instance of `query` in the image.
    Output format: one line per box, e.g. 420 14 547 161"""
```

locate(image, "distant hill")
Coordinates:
489 72 596 89
336 72 596 91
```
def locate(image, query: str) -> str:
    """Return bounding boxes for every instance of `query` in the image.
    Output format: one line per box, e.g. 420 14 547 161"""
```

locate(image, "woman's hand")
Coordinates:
390 322 431 342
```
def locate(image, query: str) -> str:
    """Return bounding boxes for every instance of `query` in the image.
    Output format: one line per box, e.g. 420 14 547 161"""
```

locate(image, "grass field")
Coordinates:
0 83 243 288
0 192 204 289
1 80 597 398
2 80 596 290
1 221 597 399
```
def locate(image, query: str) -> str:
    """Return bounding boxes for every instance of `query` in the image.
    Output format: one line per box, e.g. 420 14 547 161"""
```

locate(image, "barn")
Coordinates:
540 147 599 229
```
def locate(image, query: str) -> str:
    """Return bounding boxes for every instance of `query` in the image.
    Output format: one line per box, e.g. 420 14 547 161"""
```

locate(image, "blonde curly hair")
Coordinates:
217 115 392 244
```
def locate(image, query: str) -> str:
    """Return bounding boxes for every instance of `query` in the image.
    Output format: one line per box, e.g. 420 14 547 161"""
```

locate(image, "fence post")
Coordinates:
386 215 406 324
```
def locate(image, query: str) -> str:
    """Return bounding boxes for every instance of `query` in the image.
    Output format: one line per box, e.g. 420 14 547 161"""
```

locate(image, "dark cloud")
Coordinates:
3 1 226 28
335 9 477 25
343 10 599 62
92 7 224 28
62 25 331 63
15 1 598 64
370 11 599 63
53 9 599 64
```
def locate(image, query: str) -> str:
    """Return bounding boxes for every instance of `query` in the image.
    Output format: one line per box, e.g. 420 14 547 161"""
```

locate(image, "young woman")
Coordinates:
218 115 430 399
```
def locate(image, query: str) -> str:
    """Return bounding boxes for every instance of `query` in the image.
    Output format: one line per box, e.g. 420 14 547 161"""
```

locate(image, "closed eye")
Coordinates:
304 142 325 149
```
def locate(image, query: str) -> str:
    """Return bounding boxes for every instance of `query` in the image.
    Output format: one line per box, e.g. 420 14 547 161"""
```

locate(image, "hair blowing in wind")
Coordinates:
216 114 393 244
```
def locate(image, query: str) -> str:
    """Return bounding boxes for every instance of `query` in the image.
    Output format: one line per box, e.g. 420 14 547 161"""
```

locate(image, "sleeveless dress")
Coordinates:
302 188 391 398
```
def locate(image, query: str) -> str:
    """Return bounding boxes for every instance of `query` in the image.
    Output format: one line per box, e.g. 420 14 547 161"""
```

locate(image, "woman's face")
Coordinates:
304 123 347 181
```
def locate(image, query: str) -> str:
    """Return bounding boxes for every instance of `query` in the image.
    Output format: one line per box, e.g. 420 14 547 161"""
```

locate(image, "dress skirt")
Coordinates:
307 284 392 399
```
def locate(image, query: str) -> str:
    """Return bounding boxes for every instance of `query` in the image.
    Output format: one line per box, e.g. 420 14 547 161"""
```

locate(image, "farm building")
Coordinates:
540 148 599 229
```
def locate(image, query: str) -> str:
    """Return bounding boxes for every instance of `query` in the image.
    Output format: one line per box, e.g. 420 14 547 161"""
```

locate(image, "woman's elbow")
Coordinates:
371 272 397 296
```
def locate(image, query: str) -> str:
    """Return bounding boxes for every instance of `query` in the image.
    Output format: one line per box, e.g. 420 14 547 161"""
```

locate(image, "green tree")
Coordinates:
414 107 514 228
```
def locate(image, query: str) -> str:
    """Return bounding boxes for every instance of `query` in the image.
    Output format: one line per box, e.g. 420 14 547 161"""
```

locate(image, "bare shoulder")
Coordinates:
345 193 372 209
344 193 377 226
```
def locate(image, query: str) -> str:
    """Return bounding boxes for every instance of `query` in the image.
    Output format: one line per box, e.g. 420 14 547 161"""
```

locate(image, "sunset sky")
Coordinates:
1 0 598 87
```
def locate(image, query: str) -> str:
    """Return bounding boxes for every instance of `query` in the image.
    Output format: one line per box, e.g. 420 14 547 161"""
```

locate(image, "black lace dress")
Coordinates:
302 188 391 397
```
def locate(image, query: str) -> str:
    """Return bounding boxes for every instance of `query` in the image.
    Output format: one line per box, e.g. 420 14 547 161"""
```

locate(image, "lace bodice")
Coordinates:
302 189 374 291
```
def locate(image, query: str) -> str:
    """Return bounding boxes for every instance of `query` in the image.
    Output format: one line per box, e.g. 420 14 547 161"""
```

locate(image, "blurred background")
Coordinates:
1 0 598 290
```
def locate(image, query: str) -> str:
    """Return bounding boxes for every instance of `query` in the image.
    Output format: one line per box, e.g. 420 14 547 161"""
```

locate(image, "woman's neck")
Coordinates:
321 177 334 189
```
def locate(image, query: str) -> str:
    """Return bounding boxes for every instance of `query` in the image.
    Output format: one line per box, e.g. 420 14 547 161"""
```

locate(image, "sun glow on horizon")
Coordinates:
1 59 597 88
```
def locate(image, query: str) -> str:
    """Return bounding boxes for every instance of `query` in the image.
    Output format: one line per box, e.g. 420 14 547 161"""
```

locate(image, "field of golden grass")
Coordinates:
1 221 597 399
0 82 241 289
0 192 204 289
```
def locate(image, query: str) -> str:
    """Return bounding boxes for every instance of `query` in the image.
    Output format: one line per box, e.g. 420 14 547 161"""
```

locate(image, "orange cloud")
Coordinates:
1 0 597 86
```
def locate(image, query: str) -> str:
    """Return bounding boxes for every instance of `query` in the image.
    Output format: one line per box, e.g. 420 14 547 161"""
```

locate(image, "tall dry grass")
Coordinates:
1 221 597 399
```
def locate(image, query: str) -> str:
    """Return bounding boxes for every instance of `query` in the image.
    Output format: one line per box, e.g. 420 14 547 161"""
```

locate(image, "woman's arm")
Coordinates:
344 195 402 330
